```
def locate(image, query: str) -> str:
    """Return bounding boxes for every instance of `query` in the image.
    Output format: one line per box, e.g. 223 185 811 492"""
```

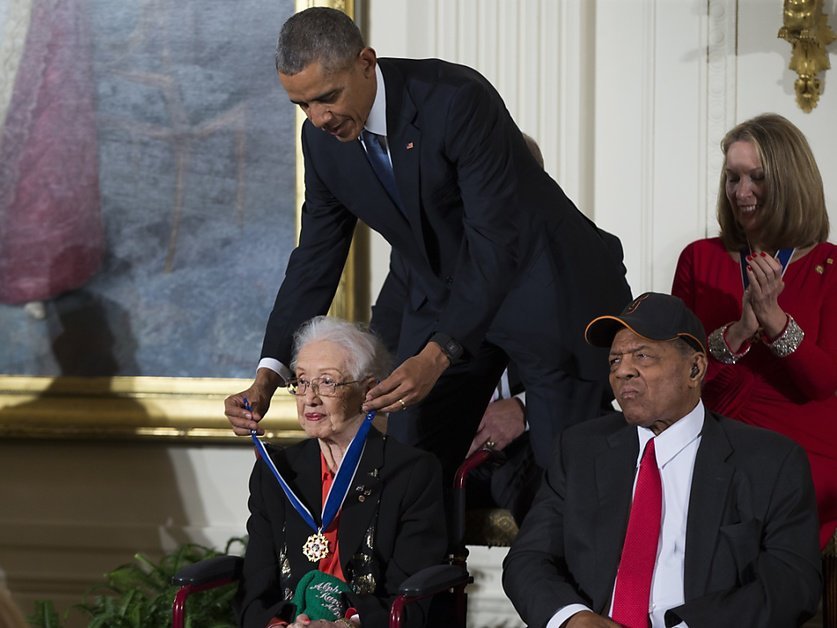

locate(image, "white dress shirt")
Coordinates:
548 401 704 628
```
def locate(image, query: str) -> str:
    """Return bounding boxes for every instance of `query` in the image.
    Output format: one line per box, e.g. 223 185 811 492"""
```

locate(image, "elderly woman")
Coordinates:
236 316 447 628
672 113 836 548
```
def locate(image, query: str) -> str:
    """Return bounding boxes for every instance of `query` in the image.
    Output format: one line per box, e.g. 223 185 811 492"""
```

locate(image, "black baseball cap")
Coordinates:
584 292 707 354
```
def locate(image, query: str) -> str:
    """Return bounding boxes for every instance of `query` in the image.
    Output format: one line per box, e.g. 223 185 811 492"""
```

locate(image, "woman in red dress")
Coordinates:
673 113 836 548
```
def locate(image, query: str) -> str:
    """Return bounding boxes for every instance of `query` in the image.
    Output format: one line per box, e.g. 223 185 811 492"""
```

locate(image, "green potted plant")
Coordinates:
29 538 245 628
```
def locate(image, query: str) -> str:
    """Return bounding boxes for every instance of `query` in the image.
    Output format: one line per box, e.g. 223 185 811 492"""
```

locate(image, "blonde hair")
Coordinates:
717 113 829 251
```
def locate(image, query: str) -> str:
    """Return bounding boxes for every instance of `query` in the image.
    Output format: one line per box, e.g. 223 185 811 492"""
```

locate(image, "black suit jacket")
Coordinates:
237 428 447 628
502 410 822 628
261 57 630 382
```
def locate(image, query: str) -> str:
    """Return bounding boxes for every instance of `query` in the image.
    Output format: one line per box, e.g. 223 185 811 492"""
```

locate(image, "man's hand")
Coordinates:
466 397 525 456
564 610 621 628
362 342 450 413
224 368 284 436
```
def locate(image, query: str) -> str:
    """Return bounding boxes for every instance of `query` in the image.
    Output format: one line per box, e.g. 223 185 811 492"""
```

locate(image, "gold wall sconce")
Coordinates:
778 0 836 112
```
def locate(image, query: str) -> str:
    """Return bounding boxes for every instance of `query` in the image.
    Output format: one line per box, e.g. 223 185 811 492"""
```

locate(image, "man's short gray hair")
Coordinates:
290 316 391 382
275 7 365 75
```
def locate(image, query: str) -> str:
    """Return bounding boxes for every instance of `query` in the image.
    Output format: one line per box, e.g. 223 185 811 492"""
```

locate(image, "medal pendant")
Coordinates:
302 531 330 562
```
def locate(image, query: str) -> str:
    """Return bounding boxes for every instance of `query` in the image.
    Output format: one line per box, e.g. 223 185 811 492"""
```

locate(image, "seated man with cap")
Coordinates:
502 292 822 628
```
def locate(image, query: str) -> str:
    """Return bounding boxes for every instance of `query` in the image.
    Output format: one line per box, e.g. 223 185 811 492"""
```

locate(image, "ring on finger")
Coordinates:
398 398 406 410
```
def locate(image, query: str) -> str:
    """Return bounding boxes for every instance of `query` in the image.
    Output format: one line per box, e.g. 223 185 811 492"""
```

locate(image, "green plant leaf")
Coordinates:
40 537 245 627
28 599 62 628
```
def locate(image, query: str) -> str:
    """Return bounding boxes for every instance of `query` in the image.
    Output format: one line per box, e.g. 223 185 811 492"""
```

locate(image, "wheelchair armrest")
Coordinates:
451 447 505 548
172 555 243 586
397 564 471 597
391 565 472 628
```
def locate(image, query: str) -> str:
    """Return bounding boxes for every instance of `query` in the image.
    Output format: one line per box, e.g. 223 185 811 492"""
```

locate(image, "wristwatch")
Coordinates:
430 332 465 364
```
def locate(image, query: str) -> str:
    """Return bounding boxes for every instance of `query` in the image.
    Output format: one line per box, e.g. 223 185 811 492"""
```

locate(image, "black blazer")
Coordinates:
502 410 822 628
261 57 630 381
237 428 447 628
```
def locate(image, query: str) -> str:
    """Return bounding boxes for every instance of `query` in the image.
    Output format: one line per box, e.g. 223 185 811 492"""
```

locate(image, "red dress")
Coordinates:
673 238 837 547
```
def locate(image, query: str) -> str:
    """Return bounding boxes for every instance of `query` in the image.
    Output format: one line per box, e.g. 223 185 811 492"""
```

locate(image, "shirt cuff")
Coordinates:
257 358 292 383
547 604 592 628
512 392 529 431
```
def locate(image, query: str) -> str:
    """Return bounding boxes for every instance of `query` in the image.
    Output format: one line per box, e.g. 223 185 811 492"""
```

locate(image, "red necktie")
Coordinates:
611 438 662 628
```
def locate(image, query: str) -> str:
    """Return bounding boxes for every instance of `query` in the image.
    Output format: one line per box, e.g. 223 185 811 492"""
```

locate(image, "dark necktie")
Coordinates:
361 129 402 209
611 438 662 628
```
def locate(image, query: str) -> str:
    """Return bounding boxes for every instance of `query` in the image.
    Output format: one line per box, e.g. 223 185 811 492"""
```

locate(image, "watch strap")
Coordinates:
429 332 465 364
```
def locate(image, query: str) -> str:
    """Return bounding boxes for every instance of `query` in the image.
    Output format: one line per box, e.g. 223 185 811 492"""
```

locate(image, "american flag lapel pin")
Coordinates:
406 142 414 150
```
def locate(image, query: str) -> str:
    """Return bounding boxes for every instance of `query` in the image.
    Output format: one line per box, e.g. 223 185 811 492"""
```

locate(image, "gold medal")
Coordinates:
302 531 330 562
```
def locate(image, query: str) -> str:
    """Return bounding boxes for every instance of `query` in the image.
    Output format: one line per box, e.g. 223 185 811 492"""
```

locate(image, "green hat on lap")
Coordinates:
292 570 351 621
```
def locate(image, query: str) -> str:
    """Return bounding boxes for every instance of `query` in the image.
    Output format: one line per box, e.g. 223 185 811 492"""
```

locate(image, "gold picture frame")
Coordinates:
0 0 367 444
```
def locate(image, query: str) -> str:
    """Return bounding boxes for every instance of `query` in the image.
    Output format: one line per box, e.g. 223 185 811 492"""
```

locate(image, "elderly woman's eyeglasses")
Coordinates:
288 376 359 397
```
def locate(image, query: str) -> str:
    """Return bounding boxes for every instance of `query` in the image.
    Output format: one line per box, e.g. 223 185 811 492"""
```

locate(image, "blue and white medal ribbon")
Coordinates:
245 399 376 562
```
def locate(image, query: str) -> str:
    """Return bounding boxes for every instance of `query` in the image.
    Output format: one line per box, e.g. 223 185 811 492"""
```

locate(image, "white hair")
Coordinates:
290 316 391 381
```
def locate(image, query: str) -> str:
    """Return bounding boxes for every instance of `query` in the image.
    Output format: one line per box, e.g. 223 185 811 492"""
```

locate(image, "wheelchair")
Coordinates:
171 446 512 628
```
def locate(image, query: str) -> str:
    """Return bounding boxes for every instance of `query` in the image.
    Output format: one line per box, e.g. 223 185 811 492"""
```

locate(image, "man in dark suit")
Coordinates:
503 292 822 628
225 7 632 484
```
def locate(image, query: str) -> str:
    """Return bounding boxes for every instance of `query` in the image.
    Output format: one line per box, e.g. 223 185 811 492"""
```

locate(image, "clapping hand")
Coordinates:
743 251 788 337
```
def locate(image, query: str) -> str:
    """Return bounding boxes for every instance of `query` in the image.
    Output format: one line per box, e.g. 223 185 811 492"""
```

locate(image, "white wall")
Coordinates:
367 0 837 299
366 0 596 299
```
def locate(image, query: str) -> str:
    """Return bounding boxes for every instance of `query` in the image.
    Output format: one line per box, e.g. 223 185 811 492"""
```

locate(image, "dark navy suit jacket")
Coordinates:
260 58 632 469
261 57 630 377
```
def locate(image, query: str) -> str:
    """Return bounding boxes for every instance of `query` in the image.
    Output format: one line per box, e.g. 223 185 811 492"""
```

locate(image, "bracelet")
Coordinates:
708 323 751 364
761 314 804 358
334 619 355 628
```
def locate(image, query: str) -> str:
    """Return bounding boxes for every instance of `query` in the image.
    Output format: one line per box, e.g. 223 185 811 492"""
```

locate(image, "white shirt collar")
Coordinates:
364 64 387 136
636 400 705 468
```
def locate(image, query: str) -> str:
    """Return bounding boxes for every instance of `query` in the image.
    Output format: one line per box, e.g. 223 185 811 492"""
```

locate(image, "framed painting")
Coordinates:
0 0 366 441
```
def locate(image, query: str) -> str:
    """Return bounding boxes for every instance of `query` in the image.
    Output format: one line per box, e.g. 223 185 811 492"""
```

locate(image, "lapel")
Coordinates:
337 428 386 572
682 411 734 599
592 420 637 609
271 432 385 578
341 136 411 236
279 440 324 577
378 60 428 260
